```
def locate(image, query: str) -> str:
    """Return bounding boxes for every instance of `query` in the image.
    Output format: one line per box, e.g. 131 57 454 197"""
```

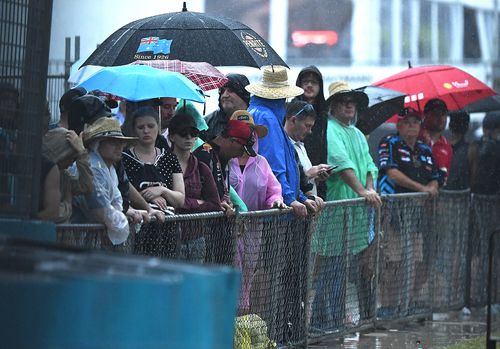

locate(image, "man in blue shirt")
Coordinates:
246 65 319 217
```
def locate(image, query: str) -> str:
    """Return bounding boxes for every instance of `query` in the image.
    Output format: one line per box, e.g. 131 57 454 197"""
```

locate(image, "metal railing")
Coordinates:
55 191 500 347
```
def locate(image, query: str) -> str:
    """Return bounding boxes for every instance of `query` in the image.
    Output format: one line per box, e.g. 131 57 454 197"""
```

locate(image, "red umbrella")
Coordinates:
373 65 497 115
131 59 228 91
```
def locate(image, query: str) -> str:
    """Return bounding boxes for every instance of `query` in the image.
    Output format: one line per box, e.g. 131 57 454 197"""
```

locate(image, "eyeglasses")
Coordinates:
294 103 315 118
302 79 319 86
178 129 199 138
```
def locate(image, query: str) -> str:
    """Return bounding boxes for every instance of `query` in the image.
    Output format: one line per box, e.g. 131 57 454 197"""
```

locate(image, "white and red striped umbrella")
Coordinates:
131 59 228 91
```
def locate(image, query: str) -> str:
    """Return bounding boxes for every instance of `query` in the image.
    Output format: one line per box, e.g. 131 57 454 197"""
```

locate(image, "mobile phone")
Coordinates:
326 165 338 174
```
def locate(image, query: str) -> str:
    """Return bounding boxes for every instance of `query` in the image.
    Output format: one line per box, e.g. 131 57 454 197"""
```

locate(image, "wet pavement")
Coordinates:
308 308 493 348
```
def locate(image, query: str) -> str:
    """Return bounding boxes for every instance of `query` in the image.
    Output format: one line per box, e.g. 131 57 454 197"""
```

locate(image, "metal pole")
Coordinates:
75 35 80 61
64 37 71 92
486 229 499 349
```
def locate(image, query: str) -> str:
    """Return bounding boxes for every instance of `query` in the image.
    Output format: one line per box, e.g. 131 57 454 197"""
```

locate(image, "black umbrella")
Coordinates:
355 85 407 135
464 94 500 113
82 3 287 68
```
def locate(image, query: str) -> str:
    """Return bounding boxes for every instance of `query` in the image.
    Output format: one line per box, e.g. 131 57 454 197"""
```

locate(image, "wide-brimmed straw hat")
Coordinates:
229 110 268 138
245 65 304 100
83 117 137 146
326 81 369 109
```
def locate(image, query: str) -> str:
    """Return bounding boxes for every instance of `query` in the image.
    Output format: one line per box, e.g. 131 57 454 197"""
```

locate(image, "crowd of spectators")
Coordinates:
2 63 497 331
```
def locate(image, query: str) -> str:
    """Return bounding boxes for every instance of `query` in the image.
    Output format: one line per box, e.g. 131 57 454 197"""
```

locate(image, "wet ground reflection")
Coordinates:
309 308 489 349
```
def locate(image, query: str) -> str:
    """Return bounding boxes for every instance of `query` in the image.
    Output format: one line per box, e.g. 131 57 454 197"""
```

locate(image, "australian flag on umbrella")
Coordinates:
136 36 172 54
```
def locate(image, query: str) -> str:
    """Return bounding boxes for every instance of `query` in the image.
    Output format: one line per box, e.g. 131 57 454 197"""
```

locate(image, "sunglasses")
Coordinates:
177 129 199 138
294 103 315 118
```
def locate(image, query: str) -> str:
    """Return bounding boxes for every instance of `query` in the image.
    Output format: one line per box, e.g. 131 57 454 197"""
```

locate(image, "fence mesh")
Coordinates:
470 194 500 306
0 0 53 218
55 192 500 347
431 190 470 311
378 193 434 320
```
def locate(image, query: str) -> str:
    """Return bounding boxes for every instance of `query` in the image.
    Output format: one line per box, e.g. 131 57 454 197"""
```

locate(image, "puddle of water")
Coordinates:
311 309 487 349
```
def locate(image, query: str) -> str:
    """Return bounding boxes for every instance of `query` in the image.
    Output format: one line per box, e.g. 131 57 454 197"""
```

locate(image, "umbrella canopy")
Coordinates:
82 4 287 68
464 95 500 113
355 85 407 135
373 65 497 112
131 59 228 91
77 65 205 103
68 64 103 86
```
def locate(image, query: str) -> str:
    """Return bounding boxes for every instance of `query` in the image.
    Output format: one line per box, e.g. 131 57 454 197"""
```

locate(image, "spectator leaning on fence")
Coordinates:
68 95 163 224
122 106 185 212
193 115 258 215
246 65 320 218
73 117 138 245
228 110 286 314
284 100 332 199
377 109 439 195
324 81 381 322
168 112 222 263
325 81 381 206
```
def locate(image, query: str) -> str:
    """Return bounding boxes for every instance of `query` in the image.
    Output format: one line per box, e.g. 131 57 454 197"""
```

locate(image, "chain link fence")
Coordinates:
56 192 500 347
0 0 53 218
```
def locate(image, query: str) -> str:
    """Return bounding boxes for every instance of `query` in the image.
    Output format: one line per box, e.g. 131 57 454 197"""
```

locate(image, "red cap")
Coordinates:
226 120 256 156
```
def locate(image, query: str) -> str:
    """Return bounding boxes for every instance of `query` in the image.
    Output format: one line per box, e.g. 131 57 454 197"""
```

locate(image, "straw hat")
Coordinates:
326 81 369 109
42 127 79 164
83 117 137 146
245 65 304 100
229 110 268 138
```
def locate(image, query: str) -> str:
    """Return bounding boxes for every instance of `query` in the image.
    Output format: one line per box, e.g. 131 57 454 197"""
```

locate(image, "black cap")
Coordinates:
68 95 112 134
168 112 198 135
424 98 448 114
59 86 86 113
219 73 250 108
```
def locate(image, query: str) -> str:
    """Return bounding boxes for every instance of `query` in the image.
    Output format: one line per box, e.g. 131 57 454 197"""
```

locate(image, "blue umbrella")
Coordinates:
77 64 205 103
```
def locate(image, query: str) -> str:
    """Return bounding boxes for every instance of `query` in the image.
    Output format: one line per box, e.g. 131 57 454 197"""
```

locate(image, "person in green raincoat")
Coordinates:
310 81 381 329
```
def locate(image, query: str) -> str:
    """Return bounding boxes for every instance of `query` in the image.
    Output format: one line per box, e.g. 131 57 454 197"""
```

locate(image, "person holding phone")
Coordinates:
284 100 332 204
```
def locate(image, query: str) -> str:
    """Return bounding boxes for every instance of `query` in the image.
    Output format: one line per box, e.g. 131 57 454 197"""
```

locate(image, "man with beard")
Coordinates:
292 66 328 198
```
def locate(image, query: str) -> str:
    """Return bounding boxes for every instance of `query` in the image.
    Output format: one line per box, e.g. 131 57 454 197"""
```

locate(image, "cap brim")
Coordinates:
243 144 257 157
326 90 369 109
84 134 137 146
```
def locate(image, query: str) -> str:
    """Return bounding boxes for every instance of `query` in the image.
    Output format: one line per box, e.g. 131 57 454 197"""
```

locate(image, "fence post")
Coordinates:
373 201 382 327
487 229 500 349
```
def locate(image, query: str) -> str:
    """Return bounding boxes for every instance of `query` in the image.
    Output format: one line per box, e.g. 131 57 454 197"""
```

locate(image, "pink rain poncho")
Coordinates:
229 154 282 211
229 150 283 311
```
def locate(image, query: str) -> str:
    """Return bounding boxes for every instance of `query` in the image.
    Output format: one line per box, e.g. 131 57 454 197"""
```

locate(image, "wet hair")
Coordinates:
424 98 448 114
131 106 159 128
285 100 317 120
